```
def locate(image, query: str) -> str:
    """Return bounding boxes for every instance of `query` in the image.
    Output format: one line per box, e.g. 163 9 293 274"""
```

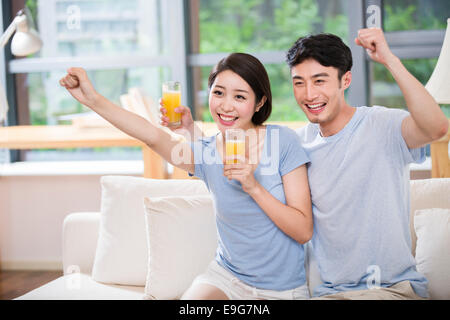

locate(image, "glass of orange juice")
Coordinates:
225 129 245 164
162 81 181 127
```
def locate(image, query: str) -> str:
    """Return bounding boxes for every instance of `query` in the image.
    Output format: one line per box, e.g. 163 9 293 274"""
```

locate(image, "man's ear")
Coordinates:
256 96 267 112
342 71 352 90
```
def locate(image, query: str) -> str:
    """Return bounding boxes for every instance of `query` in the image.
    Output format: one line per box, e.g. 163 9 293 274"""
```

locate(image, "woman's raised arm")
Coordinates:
60 67 195 174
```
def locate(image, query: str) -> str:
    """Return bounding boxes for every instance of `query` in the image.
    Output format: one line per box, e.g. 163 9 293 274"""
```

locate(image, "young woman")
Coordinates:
59 53 313 300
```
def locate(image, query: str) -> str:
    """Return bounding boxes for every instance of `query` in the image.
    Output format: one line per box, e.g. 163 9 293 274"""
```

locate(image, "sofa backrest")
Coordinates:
409 178 450 256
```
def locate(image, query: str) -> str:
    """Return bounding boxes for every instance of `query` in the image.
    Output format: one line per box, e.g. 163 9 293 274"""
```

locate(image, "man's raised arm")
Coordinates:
355 28 449 149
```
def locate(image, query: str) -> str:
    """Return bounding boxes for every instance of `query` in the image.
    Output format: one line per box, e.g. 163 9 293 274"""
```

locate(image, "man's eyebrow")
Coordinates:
292 73 330 80
312 73 330 78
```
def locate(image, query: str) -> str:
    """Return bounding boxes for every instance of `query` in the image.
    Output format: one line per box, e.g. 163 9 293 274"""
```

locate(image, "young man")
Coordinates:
286 28 448 299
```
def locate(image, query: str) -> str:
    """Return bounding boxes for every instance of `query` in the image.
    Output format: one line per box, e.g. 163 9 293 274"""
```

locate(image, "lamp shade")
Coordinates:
11 28 42 56
425 18 450 104
9 13 42 56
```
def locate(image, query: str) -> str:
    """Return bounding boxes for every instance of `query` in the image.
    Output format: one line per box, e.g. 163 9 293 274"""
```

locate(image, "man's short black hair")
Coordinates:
286 33 353 79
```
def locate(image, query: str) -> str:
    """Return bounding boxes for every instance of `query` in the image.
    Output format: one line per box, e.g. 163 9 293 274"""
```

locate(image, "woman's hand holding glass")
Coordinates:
223 155 259 195
159 99 195 137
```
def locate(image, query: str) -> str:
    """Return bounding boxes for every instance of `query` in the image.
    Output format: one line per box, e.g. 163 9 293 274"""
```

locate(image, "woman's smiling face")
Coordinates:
209 70 260 133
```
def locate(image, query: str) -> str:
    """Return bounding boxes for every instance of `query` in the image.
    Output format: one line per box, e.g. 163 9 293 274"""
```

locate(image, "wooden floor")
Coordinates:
0 270 62 300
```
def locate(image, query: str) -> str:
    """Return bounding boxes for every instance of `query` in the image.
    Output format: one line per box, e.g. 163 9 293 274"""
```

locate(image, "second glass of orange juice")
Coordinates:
162 81 181 127
225 129 245 164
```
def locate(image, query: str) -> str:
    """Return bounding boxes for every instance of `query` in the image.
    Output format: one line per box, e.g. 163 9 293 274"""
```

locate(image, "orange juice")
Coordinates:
162 82 181 126
225 140 245 164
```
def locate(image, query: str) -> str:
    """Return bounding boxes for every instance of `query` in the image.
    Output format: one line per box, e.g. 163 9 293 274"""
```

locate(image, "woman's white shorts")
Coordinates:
183 260 310 300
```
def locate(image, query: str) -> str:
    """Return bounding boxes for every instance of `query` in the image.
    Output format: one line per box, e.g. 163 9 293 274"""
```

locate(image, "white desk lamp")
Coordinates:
0 9 43 123
426 18 450 161
425 18 450 104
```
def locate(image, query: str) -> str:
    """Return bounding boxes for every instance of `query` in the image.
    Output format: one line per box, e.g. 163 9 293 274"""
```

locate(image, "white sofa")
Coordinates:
17 177 450 300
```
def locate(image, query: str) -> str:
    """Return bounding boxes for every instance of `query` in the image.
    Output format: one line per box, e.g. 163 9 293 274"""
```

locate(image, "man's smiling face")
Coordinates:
291 58 351 128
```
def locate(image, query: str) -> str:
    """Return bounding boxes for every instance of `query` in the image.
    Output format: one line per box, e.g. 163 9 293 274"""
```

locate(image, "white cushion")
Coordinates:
143 195 217 300
414 208 450 300
410 178 450 256
92 176 209 286
16 274 144 300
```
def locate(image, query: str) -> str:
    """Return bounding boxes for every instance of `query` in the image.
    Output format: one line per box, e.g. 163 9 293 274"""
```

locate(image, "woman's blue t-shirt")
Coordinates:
190 124 310 290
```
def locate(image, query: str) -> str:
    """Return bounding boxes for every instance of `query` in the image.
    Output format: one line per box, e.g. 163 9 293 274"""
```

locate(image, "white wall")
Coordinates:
0 161 141 271
0 161 430 271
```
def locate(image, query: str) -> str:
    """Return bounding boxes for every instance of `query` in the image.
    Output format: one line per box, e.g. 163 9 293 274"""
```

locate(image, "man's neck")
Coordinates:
319 104 356 137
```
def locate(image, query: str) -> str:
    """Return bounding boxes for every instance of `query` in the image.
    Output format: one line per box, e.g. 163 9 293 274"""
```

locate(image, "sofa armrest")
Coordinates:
62 212 100 276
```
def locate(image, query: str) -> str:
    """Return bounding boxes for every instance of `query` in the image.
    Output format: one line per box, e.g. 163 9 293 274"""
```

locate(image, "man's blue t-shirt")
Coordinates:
297 106 428 298
191 124 310 290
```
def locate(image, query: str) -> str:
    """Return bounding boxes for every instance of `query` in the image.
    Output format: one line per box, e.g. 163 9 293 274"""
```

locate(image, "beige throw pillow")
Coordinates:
91 176 209 286
143 195 217 300
414 208 450 300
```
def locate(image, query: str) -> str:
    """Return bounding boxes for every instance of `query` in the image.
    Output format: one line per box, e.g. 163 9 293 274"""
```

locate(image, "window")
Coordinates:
5 0 185 161
2 0 448 163
371 58 438 109
189 0 349 122
39 0 165 58
372 0 450 156
373 0 450 118
383 0 449 32
195 0 348 53
24 67 170 161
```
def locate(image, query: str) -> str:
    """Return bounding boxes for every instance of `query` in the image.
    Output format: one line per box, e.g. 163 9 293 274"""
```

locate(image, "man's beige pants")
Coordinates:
311 281 427 300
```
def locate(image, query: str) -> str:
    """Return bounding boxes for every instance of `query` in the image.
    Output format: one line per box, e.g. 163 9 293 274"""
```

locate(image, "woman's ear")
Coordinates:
255 96 267 112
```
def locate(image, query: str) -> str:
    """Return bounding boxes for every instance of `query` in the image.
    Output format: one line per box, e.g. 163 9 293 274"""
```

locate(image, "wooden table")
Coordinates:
3 121 445 178
0 124 166 179
0 122 308 179
430 120 450 178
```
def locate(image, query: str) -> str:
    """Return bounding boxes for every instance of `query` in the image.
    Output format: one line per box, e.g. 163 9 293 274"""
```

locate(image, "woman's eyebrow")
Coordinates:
234 89 249 94
214 84 249 94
